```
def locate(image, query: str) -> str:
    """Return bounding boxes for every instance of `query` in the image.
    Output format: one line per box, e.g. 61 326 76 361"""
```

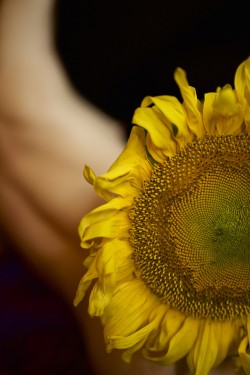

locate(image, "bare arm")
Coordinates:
0 2 134 374
0 0 124 299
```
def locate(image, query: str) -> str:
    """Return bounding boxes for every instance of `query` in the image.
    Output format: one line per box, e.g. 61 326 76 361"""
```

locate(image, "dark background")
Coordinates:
55 0 249 132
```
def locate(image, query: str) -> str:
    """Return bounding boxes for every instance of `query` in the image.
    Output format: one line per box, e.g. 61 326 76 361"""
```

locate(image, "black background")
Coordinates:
54 0 249 131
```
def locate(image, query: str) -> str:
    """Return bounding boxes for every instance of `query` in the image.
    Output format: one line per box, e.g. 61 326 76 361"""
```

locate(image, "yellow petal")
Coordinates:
146 308 186 352
76 239 134 314
203 92 217 135
239 315 250 375
235 56 250 131
174 67 204 138
187 320 235 375
122 335 149 363
141 95 193 149
88 276 115 316
214 85 244 135
214 85 238 115
144 316 199 365
133 106 177 161
88 241 118 316
78 199 130 247
93 126 151 200
81 211 129 245
83 164 96 185
103 280 159 340
96 240 131 282
110 304 167 362
95 240 132 286
203 90 244 136
161 316 198 364
107 320 157 351
239 336 250 375
235 56 250 105
73 253 98 306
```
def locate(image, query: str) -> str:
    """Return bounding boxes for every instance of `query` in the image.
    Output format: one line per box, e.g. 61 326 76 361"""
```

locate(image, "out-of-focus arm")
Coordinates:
0 0 124 300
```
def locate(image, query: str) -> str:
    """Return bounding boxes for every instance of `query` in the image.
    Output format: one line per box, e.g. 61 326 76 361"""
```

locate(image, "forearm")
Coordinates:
0 0 124 296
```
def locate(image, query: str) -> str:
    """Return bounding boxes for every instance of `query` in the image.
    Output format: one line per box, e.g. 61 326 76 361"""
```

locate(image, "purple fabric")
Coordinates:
0 244 94 375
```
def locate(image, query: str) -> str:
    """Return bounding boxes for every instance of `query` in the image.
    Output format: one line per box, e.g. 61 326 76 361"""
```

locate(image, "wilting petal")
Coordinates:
239 315 250 375
187 320 236 375
174 67 204 138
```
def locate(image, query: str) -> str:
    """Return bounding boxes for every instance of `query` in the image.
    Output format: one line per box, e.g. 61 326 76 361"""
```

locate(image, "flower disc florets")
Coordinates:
130 133 250 320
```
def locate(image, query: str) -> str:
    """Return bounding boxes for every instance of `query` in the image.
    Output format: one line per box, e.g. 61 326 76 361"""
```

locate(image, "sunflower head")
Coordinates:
75 57 250 375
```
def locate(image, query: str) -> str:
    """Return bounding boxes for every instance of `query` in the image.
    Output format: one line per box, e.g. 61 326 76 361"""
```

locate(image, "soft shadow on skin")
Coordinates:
175 357 245 375
119 352 245 375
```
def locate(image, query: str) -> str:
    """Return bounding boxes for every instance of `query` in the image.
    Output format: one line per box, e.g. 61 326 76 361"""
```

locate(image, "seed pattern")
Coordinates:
129 133 250 319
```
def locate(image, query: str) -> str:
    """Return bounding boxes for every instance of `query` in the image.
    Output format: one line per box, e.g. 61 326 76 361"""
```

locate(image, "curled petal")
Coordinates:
203 88 244 136
133 105 177 162
142 94 193 149
235 56 250 105
83 165 96 185
86 126 151 201
74 253 98 306
146 308 185 352
239 315 250 374
174 67 204 138
115 304 167 363
103 280 160 348
187 320 236 375
144 316 199 365
239 337 250 375
79 203 130 247
235 56 250 131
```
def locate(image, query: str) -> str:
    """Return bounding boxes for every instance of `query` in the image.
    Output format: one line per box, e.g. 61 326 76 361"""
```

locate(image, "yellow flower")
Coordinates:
74 57 250 375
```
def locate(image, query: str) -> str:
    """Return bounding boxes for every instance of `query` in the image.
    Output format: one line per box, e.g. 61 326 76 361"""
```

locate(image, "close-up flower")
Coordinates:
74 57 250 375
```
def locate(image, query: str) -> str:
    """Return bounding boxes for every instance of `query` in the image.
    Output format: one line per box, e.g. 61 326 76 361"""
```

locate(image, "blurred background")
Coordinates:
1 0 249 374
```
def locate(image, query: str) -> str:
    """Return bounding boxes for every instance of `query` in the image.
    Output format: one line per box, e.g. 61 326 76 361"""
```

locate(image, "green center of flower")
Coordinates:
129 133 250 320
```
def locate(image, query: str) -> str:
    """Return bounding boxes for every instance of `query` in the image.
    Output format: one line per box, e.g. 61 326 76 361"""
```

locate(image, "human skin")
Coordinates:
0 1 243 374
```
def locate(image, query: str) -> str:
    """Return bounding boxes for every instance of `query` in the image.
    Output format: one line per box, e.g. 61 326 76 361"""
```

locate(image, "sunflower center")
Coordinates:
129 133 250 319
171 164 250 293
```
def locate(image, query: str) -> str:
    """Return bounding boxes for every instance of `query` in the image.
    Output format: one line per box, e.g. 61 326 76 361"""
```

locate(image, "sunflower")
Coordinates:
74 57 250 375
